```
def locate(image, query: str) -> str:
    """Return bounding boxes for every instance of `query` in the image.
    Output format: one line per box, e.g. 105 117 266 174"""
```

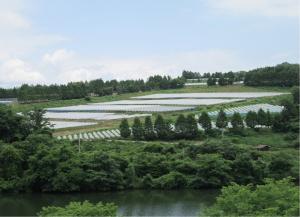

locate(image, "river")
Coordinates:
0 189 218 216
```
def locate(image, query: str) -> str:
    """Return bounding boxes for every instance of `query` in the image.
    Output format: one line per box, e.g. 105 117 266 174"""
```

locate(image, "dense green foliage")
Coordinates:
244 63 299 87
1 127 298 193
38 201 117 216
0 106 51 143
0 75 184 102
203 178 299 216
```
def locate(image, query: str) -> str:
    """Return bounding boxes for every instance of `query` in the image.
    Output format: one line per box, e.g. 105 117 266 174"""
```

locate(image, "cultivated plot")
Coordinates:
45 112 151 120
47 104 195 113
96 98 244 106
208 104 283 116
50 121 97 129
132 92 287 99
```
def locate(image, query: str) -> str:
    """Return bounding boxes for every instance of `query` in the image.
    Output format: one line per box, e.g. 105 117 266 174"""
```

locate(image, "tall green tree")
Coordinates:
154 115 168 139
26 108 52 134
186 114 199 139
257 108 267 127
132 117 143 140
198 111 212 133
230 112 244 133
245 111 258 129
265 111 273 128
175 114 187 138
143 116 156 140
216 109 228 136
119 119 131 138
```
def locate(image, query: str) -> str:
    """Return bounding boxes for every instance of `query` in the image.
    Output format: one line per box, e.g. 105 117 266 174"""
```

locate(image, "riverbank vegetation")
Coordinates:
38 201 117 217
203 178 299 216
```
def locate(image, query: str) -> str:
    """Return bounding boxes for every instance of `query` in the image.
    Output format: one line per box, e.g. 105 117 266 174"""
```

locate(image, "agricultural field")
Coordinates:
51 121 97 129
208 104 283 116
46 112 151 121
97 98 244 105
132 92 286 99
11 85 291 137
47 104 195 112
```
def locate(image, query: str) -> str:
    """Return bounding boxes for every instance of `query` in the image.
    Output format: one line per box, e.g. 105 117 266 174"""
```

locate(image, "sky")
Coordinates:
0 0 299 87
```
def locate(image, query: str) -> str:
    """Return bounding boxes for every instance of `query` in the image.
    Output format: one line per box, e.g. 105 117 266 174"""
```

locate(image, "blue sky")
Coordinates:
0 0 299 87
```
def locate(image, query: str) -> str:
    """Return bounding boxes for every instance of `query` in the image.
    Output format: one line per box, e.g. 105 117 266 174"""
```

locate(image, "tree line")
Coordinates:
119 93 298 141
244 62 299 87
182 62 299 87
182 70 245 83
0 75 184 102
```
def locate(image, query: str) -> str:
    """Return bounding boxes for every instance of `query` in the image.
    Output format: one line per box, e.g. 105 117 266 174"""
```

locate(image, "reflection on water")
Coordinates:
0 189 218 216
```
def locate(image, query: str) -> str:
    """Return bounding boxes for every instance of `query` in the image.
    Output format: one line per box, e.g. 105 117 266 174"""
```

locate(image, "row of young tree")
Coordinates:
120 114 199 141
0 75 184 102
119 95 299 140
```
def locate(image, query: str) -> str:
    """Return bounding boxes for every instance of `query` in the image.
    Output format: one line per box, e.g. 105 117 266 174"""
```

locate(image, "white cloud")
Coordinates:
37 49 244 83
209 0 299 17
43 49 75 65
0 59 44 85
0 1 67 60
0 11 30 29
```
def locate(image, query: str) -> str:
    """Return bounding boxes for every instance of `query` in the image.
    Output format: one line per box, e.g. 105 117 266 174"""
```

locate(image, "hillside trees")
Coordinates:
244 62 299 87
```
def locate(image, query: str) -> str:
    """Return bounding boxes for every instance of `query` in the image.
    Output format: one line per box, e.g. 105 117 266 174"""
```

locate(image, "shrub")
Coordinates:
38 200 117 216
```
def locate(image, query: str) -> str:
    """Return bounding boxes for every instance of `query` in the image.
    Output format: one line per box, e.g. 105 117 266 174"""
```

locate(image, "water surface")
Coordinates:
0 189 218 216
